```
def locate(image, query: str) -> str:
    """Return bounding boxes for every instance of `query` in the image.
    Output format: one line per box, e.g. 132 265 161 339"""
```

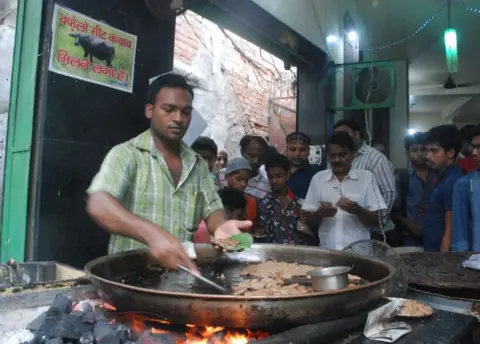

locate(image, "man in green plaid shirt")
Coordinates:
86 73 251 272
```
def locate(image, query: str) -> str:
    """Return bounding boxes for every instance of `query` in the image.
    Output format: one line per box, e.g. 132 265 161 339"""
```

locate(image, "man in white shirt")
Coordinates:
301 131 387 250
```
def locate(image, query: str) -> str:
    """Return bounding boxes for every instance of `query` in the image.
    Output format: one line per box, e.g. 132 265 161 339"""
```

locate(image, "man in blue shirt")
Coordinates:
392 132 435 247
285 132 321 199
423 125 464 252
452 125 480 252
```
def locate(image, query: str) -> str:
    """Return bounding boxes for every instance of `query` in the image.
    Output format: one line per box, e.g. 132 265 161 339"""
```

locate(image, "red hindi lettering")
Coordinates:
79 59 90 70
59 15 69 26
117 68 126 81
76 21 88 33
57 49 71 64
90 25 106 39
108 33 118 44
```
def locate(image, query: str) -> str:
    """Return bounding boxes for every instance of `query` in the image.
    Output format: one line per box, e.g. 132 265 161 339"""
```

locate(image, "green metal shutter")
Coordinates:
0 0 44 262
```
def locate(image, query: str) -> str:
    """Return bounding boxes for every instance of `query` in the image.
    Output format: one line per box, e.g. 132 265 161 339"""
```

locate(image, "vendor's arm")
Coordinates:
87 144 196 271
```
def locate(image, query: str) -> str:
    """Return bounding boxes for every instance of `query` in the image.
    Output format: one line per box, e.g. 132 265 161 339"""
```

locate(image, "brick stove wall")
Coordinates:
173 11 296 155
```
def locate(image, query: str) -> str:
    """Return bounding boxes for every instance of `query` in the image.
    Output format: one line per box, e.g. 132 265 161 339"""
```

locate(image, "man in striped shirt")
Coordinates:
218 135 270 200
333 120 396 224
86 74 251 272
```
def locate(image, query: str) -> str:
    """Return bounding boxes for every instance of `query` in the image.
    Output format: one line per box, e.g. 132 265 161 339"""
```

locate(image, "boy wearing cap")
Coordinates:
225 157 257 224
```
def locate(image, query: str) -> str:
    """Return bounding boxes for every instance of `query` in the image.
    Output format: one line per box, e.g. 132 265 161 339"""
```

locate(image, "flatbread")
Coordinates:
397 299 433 318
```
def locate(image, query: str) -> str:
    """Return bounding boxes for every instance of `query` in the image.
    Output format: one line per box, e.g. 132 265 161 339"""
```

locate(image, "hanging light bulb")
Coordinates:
444 1 458 73
444 28 458 73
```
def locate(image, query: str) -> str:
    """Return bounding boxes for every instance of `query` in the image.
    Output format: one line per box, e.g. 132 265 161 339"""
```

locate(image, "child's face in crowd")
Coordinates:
226 208 245 221
407 143 426 165
226 170 250 192
266 167 289 193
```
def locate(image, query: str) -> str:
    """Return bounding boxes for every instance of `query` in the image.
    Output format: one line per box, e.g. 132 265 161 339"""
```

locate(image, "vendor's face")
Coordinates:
242 141 266 174
286 140 310 167
145 87 193 142
327 143 353 175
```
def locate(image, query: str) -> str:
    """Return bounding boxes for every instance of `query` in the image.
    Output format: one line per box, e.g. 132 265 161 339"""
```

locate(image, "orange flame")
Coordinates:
117 313 268 344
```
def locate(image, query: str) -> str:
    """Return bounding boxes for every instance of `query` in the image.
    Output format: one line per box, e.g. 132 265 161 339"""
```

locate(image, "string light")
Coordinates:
453 3 480 14
365 4 480 53
365 6 446 52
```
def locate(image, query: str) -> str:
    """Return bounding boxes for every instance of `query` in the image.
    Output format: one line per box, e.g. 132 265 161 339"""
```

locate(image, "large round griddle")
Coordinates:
403 252 480 300
85 244 394 328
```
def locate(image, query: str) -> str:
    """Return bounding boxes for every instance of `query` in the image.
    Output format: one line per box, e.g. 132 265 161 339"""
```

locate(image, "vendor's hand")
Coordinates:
146 225 199 273
214 220 253 240
336 197 359 215
315 202 337 218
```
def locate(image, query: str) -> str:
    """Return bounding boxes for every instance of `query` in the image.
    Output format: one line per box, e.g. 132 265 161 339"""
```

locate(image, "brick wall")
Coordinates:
174 12 296 142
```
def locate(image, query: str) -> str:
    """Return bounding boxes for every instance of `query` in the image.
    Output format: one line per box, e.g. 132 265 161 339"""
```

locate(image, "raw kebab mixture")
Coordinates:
232 261 361 296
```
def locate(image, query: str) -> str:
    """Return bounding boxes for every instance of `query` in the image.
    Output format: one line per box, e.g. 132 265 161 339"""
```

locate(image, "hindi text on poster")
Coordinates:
49 4 137 93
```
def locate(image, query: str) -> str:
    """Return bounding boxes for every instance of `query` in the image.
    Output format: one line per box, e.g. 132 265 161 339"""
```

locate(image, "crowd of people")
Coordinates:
86 73 479 273
190 115 480 253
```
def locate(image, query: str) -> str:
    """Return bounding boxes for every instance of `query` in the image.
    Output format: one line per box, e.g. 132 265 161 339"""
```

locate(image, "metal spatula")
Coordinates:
177 264 229 294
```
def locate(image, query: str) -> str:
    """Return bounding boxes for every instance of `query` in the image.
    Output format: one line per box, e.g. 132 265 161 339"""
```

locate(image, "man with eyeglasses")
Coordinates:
452 125 480 252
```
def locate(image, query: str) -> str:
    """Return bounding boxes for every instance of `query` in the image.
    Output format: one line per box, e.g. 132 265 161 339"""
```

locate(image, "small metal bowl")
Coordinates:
307 266 353 292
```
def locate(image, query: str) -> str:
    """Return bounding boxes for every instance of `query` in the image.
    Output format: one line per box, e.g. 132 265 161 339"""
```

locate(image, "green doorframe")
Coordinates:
0 0 44 262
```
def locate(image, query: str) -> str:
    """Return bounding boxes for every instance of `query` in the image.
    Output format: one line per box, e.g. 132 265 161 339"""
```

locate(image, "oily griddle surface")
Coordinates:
403 252 480 290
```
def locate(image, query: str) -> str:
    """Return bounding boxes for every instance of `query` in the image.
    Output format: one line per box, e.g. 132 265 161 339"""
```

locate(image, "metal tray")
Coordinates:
0 261 85 287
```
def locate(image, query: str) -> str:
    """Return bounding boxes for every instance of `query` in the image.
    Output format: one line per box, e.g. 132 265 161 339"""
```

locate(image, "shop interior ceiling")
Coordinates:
354 0 480 123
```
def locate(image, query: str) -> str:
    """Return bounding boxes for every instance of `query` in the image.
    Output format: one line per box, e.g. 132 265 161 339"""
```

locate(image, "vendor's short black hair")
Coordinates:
218 188 247 211
265 153 290 173
239 135 268 152
333 119 363 137
191 136 218 155
404 132 426 150
326 131 355 152
425 125 463 157
147 73 194 105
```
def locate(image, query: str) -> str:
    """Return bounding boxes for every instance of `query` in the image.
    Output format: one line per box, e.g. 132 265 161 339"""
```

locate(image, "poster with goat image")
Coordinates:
48 4 137 93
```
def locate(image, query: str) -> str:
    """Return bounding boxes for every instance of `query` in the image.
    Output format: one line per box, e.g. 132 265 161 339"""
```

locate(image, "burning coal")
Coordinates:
25 295 268 343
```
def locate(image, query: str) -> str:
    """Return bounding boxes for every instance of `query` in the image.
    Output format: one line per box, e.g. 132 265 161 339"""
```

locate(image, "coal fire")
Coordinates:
25 295 268 343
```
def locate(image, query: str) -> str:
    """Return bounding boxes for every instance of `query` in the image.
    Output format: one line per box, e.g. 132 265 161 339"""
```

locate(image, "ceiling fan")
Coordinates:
443 74 480 90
